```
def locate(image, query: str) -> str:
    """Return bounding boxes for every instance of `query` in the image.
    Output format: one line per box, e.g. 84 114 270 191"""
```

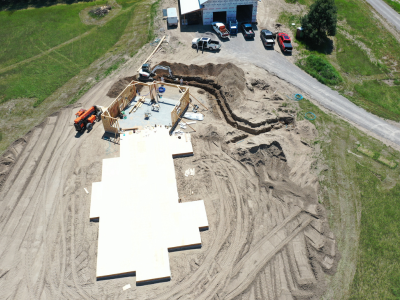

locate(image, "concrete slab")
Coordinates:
90 127 207 284
119 97 178 129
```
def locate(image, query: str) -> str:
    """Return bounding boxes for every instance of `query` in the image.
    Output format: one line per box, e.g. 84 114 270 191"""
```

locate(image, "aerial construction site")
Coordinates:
0 58 340 298
1 0 400 299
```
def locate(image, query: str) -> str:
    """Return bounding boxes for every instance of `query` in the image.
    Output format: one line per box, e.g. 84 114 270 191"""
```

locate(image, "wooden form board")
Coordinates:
170 89 190 135
101 83 137 134
90 128 206 284
136 36 166 72
101 80 189 135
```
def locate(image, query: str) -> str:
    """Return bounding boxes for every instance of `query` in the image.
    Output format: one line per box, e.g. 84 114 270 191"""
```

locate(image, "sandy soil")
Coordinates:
0 61 340 300
0 1 347 299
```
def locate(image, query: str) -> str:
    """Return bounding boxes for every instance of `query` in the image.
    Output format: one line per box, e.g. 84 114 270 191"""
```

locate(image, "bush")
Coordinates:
297 54 342 85
301 0 337 46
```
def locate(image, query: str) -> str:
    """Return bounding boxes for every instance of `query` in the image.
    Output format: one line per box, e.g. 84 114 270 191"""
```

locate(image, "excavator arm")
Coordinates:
150 65 174 78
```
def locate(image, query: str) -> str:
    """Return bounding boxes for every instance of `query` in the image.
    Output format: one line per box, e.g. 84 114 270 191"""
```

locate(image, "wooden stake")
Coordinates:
136 36 166 72
189 92 209 110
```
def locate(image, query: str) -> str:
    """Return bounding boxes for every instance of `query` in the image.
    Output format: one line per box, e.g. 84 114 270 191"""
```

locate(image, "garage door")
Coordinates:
236 5 253 22
213 11 227 23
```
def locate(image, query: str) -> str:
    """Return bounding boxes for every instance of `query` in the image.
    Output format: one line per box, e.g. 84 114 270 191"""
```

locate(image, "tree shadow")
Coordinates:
299 36 334 55
0 0 92 11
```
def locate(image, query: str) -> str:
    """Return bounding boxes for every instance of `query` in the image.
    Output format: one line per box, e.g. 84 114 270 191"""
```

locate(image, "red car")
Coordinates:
277 33 293 53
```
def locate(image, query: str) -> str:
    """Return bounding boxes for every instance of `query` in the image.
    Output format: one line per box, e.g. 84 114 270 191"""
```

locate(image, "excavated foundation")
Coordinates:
107 62 294 135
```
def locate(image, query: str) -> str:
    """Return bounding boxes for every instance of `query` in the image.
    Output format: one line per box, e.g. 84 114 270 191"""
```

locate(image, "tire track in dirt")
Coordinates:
42 108 88 300
0 106 90 300
156 145 235 299
0 116 59 252
36 109 76 300
10 112 70 299
0 127 42 197
196 156 252 299
0 123 52 228
225 215 313 299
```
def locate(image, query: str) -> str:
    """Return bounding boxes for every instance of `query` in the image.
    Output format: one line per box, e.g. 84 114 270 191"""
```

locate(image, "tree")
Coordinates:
301 0 338 46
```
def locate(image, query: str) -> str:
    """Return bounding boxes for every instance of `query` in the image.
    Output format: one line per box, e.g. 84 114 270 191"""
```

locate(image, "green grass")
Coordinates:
354 80 400 119
335 0 400 64
336 34 384 76
148 0 159 41
0 1 106 69
297 99 400 299
1 5 136 107
104 58 127 77
280 0 400 122
382 0 400 13
297 54 342 85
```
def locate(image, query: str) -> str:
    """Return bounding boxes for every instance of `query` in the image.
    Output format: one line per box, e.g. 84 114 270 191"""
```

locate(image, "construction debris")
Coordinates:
184 168 195 177
89 5 112 17
183 112 204 121
129 97 145 114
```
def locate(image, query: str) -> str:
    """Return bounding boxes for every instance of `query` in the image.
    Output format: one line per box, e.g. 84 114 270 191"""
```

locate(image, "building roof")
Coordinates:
167 7 177 18
180 0 207 15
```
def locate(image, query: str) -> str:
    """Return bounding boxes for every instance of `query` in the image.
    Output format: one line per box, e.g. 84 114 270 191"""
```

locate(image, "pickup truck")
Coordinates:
192 37 221 51
260 29 275 47
277 33 293 53
241 23 255 39
212 22 229 38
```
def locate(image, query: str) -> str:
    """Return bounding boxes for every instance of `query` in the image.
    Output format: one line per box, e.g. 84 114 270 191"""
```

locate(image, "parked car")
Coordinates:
277 33 293 53
192 37 221 50
260 29 275 47
227 18 238 36
166 8 178 27
241 23 255 39
212 22 229 38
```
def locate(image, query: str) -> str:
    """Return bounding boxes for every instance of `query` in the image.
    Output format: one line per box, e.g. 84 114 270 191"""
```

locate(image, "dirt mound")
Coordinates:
152 62 294 135
157 61 245 107
157 61 244 79
106 76 137 98
249 78 270 90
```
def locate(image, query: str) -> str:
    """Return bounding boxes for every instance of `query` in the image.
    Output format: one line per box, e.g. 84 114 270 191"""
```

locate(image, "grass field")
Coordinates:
296 99 400 299
280 0 400 121
1 6 135 107
0 1 102 69
0 0 159 153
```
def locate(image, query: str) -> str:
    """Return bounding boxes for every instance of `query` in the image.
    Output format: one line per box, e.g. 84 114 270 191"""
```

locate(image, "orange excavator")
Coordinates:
74 106 102 132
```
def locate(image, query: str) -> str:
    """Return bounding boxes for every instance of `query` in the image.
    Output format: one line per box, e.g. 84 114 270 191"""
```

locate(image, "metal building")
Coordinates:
179 0 258 26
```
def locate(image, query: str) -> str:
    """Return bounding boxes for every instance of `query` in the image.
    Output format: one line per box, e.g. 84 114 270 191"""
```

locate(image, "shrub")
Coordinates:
297 54 342 85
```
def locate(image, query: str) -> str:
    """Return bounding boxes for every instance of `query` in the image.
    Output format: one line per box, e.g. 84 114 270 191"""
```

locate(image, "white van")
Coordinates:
167 8 178 27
